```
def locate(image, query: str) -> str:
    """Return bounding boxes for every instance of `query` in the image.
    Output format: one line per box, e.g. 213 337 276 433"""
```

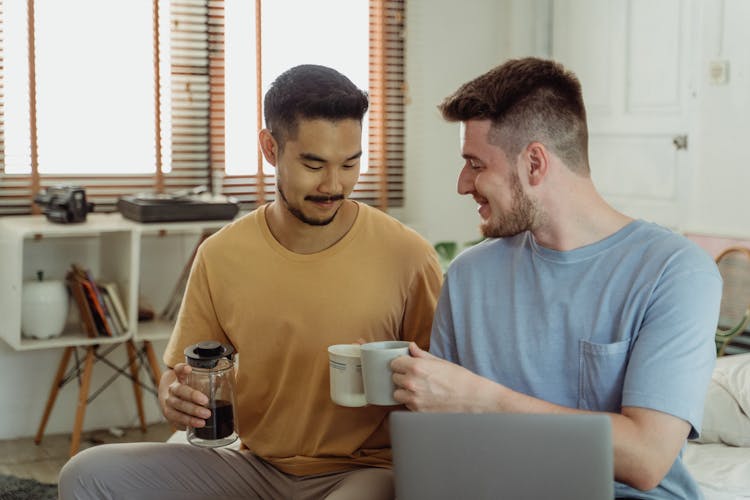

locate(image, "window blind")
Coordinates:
364 0 405 209
0 0 405 215
165 0 213 195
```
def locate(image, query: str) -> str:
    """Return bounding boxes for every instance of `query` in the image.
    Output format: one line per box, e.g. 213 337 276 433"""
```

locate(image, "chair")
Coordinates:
715 247 750 356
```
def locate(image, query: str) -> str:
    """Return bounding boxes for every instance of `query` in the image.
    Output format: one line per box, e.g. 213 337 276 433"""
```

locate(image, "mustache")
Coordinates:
305 194 345 203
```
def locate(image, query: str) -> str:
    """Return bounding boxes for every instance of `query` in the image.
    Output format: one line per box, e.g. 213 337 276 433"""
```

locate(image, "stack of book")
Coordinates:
66 263 129 338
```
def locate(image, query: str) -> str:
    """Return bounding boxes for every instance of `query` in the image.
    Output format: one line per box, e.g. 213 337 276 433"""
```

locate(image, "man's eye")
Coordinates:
343 164 356 169
303 164 323 171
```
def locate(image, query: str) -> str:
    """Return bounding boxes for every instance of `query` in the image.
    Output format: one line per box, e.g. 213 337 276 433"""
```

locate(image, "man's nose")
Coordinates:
457 164 474 195
319 168 341 194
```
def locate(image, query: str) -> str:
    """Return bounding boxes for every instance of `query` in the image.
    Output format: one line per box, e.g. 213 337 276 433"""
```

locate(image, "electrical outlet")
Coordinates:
709 60 730 85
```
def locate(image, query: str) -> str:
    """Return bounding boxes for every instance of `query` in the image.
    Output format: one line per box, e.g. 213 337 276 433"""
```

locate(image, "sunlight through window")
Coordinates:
224 0 370 176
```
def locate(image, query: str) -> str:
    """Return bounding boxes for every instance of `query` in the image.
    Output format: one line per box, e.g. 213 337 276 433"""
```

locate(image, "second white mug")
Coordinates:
360 340 410 406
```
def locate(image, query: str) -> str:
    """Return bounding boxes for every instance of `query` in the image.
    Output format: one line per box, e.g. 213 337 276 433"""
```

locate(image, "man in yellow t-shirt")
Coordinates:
58 65 442 500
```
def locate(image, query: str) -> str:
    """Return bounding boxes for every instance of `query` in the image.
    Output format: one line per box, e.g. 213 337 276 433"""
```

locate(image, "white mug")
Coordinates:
328 344 367 407
360 340 410 406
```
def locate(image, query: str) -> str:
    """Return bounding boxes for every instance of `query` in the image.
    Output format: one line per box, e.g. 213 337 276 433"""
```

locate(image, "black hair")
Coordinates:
263 64 369 150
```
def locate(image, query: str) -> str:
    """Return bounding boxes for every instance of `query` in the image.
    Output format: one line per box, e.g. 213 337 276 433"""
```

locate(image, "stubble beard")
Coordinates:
480 171 538 238
278 184 343 227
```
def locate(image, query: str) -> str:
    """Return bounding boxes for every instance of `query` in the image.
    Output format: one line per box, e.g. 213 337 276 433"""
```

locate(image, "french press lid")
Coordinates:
184 340 234 369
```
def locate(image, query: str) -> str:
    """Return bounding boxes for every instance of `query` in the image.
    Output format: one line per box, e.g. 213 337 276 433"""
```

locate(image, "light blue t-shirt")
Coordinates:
431 220 722 499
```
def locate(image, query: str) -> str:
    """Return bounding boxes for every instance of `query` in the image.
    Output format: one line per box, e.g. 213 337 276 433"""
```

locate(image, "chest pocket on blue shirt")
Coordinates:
578 339 631 411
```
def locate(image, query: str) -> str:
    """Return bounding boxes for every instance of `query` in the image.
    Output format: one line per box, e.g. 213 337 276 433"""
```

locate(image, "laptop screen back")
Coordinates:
390 412 613 500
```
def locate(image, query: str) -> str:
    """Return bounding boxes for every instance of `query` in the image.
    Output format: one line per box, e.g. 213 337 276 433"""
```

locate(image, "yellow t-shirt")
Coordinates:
163 202 443 475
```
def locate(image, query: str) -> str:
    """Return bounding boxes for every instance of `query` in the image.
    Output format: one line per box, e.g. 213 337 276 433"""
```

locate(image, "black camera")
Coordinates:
34 185 94 224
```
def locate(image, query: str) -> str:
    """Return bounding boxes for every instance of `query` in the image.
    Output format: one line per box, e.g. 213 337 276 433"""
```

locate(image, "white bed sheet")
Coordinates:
685 442 750 500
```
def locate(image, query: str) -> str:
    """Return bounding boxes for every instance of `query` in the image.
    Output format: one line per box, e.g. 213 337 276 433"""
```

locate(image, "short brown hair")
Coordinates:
439 57 589 174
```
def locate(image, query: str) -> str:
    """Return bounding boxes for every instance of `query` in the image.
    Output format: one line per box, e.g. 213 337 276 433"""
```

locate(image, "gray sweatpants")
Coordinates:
58 442 393 500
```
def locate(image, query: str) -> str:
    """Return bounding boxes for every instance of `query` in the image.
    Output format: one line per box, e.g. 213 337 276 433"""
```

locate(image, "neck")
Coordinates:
265 199 359 254
531 178 633 251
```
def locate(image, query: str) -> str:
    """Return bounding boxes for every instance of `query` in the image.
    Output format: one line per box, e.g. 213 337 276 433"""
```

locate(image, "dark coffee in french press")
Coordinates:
184 340 239 448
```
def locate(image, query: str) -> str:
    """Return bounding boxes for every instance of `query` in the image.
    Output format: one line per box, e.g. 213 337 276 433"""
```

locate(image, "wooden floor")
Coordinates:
0 422 173 485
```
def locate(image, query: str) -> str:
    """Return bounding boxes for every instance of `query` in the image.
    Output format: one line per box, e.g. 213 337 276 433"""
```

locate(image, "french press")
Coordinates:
184 340 239 448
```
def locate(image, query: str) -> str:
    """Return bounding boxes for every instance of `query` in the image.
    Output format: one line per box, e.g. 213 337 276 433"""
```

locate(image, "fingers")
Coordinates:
162 368 212 429
391 344 434 373
390 353 413 374
172 362 192 384
392 386 416 410
391 371 408 390
409 342 436 360
164 386 211 429
169 377 210 406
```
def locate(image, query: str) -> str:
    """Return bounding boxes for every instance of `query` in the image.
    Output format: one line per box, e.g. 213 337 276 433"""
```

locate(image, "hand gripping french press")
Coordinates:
184 340 239 448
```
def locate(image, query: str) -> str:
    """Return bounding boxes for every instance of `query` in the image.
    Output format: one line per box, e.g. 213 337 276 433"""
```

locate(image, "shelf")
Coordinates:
135 219 229 236
0 213 234 352
12 330 130 351
0 214 137 352
0 212 134 238
133 222 224 342
135 319 175 343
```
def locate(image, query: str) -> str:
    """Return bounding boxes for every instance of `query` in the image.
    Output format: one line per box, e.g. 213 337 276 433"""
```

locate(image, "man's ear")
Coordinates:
259 129 279 166
525 142 549 187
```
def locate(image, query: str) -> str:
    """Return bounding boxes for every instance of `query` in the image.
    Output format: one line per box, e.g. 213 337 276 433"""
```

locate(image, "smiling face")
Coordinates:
457 120 539 238
267 118 362 226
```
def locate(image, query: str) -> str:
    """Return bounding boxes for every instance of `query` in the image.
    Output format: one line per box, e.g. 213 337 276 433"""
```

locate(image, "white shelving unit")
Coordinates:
0 213 137 351
0 213 232 351
134 219 228 343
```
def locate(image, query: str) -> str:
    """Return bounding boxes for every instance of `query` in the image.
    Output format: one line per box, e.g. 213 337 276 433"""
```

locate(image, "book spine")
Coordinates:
66 278 97 338
80 280 111 336
103 283 129 333
83 270 114 336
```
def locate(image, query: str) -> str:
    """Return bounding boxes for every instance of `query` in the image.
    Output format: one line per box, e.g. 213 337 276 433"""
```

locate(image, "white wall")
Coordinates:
686 0 750 237
401 0 512 245
402 0 553 243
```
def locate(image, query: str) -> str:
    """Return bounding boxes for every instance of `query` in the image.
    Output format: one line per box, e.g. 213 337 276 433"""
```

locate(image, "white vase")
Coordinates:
21 275 70 339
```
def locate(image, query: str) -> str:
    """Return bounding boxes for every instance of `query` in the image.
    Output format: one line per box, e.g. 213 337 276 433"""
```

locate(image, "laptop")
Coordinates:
390 412 613 500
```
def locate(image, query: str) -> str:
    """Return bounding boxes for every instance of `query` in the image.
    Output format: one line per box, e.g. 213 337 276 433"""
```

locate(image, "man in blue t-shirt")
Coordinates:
391 58 721 499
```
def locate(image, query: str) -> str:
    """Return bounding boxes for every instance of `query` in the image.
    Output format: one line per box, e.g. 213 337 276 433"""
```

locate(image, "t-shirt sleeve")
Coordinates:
621 258 722 439
162 245 232 368
400 248 443 351
429 276 459 363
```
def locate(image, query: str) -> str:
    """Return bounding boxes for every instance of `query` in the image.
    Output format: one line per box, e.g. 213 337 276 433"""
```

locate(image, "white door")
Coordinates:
551 0 696 229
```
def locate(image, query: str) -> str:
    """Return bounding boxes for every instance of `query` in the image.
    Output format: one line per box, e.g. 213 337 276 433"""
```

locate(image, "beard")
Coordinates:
277 184 344 226
480 171 538 238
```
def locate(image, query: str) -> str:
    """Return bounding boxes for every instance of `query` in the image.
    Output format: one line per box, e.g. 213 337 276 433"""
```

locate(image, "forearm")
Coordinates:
477 379 686 491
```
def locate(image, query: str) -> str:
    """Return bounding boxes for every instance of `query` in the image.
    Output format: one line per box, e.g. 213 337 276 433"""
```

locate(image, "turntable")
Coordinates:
118 189 240 223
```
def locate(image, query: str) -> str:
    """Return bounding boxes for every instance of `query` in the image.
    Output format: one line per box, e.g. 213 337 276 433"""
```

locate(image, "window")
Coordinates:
0 0 405 215
224 0 370 176
5 0 157 176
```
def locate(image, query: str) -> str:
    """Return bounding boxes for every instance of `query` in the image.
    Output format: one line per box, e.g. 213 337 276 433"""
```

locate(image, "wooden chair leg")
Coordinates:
126 340 148 432
142 340 175 430
35 346 74 445
70 346 96 457
143 340 163 387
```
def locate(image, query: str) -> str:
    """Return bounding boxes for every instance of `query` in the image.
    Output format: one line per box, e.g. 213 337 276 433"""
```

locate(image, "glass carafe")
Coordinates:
184 341 239 448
